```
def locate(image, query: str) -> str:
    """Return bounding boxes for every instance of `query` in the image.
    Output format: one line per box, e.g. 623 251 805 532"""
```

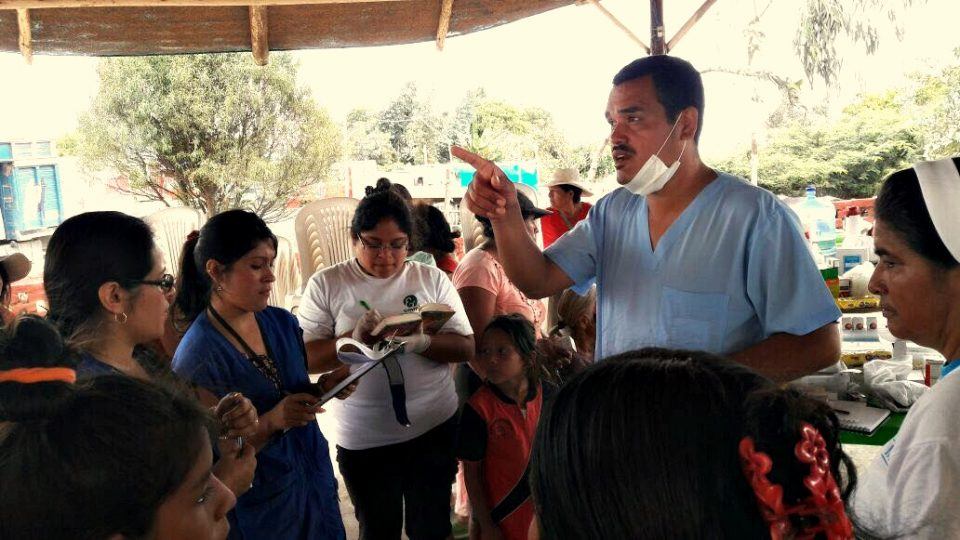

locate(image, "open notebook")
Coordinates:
827 398 891 434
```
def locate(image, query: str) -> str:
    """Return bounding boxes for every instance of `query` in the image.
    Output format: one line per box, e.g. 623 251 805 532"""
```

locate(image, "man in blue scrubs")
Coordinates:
454 55 840 382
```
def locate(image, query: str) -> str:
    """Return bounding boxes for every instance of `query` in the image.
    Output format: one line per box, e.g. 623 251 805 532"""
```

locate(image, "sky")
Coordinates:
1 0 958 161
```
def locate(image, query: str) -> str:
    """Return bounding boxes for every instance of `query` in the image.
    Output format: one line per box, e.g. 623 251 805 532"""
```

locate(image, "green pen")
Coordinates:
359 300 372 311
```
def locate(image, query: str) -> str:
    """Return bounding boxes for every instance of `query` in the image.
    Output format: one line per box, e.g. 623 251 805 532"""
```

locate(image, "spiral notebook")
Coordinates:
827 399 891 434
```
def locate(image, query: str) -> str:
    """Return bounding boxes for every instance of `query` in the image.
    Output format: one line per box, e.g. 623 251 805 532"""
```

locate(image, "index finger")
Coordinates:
451 145 489 169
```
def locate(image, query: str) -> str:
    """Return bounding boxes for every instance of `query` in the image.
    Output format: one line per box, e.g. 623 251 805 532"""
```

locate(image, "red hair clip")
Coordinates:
739 422 854 540
186 230 200 242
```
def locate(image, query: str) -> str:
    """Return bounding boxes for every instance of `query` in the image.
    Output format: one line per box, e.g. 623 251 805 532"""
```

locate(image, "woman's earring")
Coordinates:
216 284 224 293
115 312 128 324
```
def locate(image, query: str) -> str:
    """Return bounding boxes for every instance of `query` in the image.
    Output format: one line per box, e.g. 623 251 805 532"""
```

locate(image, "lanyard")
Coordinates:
208 306 283 390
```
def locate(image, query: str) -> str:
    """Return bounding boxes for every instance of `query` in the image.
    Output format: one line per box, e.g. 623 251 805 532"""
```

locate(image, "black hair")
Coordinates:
414 203 460 255
385 179 413 202
875 160 959 269
0 316 216 540
558 184 583 204
44 211 156 342
476 191 541 239
483 314 539 382
0 263 9 308
174 209 277 328
351 178 418 242
613 55 705 143
530 348 856 539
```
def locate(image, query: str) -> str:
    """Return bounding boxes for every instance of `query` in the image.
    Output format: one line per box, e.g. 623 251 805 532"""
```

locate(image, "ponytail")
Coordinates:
742 387 856 502
172 231 208 330
0 315 76 423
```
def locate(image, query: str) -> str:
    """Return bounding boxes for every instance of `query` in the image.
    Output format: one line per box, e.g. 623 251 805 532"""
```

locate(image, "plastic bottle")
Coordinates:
796 186 837 257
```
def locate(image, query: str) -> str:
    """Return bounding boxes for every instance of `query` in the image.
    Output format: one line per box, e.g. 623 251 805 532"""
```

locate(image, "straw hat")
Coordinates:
544 168 593 197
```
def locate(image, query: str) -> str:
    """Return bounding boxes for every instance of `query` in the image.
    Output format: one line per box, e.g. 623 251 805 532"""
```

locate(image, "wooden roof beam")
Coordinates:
666 0 717 53
0 0 407 8
435 0 453 51
16 8 31 63
249 5 268 65
579 0 649 54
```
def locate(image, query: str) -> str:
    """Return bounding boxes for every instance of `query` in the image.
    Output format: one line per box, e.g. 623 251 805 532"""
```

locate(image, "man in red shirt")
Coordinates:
541 168 593 247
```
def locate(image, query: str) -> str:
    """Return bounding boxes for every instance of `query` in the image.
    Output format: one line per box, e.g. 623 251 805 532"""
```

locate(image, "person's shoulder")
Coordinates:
307 259 355 285
76 353 117 379
467 384 497 409
173 311 217 358
714 172 787 212
595 186 634 209
406 259 449 282
260 306 299 328
456 247 489 269
899 374 960 444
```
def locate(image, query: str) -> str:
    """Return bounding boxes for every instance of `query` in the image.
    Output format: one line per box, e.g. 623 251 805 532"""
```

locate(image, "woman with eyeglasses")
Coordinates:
298 179 475 540
43 211 259 498
171 209 347 540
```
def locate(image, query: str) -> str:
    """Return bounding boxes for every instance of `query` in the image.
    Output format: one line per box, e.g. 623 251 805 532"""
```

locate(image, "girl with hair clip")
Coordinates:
0 315 236 540
171 209 347 540
43 210 259 497
850 158 960 539
298 178 475 540
529 348 858 540
457 314 556 540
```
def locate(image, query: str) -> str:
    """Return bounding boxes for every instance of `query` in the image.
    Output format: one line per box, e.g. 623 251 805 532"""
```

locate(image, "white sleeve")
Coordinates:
855 439 960 538
432 269 474 336
296 272 337 343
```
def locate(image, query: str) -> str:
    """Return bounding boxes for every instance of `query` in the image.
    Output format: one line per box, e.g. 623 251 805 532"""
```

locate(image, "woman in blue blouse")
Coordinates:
171 209 347 540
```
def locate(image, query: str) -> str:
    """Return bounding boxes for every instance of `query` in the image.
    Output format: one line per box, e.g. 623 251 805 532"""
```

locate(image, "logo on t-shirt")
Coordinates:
403 294 419 311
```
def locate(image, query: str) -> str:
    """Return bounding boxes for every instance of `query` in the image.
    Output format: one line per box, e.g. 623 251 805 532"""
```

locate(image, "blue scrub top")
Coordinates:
545 173 841 361
173 307 345 540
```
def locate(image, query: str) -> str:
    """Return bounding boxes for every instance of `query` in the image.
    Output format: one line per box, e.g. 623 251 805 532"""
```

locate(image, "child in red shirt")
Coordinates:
457 314 555 540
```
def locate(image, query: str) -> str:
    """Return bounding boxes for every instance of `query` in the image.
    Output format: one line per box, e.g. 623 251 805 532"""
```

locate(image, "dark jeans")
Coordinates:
337 414 458 540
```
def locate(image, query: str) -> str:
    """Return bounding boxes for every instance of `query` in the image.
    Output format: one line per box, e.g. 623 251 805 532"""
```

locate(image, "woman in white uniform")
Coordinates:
851 158 960 538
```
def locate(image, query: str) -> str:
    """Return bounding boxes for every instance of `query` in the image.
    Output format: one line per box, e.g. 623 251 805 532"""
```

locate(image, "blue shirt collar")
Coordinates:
942 360 960 380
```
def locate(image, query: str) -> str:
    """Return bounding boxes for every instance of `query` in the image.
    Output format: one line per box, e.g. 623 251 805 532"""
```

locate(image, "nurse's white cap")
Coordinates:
914 158 960 263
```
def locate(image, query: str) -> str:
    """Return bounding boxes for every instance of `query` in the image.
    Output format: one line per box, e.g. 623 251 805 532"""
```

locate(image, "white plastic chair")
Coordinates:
144 207 206 275
294 197 359 288
459 201 485 253
268 234 302 311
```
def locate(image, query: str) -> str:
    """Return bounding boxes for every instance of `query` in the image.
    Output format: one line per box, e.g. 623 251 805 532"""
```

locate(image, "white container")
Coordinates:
836 247 872 275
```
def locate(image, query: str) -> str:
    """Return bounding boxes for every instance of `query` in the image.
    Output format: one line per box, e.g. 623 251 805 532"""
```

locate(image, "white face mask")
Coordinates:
623 116 687 196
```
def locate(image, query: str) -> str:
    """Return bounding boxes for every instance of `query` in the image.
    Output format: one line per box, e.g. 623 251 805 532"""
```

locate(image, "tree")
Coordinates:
64 53 341 222
377 83 446 165
715 90 922 198
795 0 925 86
908 50 960 158
343 108 397 165
449 90 573 172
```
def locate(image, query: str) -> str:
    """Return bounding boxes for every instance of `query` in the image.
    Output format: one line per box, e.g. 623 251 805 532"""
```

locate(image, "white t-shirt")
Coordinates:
852 369 960 538
298 259 473 450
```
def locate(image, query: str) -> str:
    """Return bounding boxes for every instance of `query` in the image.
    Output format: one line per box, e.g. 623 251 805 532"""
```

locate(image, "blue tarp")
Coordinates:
456 163 538 187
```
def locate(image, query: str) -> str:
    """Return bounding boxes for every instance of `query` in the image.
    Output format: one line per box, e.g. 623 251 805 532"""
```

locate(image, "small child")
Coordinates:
457 314 555 540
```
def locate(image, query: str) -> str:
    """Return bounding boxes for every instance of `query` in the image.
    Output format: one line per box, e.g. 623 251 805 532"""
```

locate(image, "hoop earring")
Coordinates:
115 312 128 324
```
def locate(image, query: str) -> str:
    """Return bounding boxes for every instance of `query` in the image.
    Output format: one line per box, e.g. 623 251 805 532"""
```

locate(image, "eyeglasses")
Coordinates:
133 273 175 292
356 235 409 254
